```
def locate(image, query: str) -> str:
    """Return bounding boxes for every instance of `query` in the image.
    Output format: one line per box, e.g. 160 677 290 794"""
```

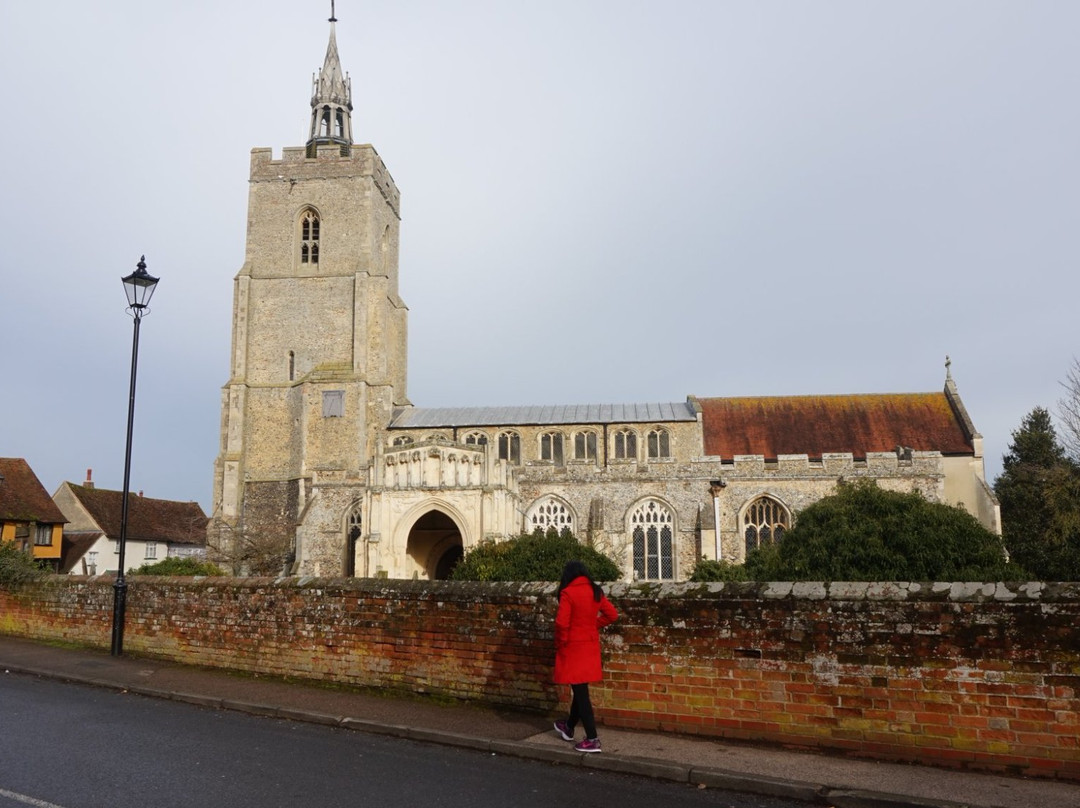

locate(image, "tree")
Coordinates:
994 407 1080 580
687 558 749 582
1058 356 1080 462
0 541 47 587
745 479 1018 582
450 528 621 582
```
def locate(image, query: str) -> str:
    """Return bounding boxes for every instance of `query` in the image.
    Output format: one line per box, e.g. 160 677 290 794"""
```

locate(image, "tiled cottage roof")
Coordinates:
0 458 67 524
697 392 974 461
66 485 208 545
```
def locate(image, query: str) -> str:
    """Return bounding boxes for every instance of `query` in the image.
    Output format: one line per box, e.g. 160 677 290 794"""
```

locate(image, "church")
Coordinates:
209 16 1000 581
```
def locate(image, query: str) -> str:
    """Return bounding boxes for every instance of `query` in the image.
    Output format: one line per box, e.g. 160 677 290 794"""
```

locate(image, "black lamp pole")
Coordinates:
111 256 159 657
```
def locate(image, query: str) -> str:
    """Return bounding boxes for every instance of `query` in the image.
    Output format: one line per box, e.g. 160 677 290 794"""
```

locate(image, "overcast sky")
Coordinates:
2 1 1077 512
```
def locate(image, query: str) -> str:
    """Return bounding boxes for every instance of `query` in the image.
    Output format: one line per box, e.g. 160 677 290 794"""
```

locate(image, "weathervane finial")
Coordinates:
329 0 336 23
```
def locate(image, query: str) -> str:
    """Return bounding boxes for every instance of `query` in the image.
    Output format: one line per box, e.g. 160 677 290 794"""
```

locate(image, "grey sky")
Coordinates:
2 1 1077 512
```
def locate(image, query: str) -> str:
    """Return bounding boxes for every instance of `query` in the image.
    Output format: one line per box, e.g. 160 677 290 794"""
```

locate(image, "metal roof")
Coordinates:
389 402 697 429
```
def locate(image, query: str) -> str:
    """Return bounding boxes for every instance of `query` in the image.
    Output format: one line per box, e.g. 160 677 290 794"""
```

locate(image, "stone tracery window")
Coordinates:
540 432 564 465
647 428 670 459
573 431 597 462
300 208 320 265
613 429 637 461
497 431 520 464
527 496 574 533
464 431 488 446
391 435 413 447
631 500 674 581
743 496 790 556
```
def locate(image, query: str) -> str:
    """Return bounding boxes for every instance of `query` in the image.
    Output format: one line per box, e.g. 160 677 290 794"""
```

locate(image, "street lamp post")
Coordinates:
111 256 160 657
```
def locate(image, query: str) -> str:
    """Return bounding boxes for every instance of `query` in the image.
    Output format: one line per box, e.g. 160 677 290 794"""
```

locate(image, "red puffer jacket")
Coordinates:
553 576 618 684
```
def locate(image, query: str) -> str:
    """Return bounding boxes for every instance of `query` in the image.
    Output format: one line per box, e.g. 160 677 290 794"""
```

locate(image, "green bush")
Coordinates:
450 527 620 582
745 480 1022 582
130 556 225 576
687 558 749 582
0 541 47 586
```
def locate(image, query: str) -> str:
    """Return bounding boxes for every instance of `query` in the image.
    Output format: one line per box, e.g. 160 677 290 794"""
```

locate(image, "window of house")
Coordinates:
573 431 597 462
145 542 157 560
743 496 790 556
391 435 413 446
464 431 488 446
647 428 671 459
34 524 52 545
540 432 564 465
631 500 674 581
300 209 320 265
114 540 120 554
87 551 98 574
613 429 637 461
527 496 574 533
322 390 344 417
497 431 521 464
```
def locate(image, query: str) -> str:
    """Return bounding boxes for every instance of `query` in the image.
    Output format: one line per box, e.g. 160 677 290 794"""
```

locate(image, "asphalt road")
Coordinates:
0 674 811 808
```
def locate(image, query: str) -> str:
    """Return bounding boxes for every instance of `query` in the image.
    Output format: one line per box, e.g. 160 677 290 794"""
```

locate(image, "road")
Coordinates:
0 673 810 808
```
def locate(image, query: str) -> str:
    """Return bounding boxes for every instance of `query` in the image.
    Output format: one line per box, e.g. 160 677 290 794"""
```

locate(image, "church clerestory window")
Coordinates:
647 428 671 459
540 432 565 465
613 429 637 461
573 431 597 462
464 431 488 447
497 431 521 465
743 496 790 556
300 209 320 265
391 435 413 447
631 500 674 581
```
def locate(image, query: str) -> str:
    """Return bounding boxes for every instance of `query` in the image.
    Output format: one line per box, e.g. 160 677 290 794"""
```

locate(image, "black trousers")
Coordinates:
567 683 597 739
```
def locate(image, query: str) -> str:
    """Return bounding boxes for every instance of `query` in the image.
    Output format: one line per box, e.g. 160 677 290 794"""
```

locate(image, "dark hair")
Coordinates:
558 560 603 602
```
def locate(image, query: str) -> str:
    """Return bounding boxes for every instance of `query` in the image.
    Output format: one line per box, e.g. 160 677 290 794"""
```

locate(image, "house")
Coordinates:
54 470 208 575
0 458 67 571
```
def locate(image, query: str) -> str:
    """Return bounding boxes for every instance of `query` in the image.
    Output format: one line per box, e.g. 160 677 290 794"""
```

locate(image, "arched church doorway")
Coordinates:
406 510 463 580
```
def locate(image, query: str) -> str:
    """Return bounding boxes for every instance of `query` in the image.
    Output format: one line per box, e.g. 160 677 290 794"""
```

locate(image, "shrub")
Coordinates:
0 541 47 586
130 556 225 576
687 558 749 582
450 528 620 582
745 480 1023 582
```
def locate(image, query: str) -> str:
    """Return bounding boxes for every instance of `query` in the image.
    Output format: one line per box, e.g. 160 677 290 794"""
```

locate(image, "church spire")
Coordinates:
307 2 353 153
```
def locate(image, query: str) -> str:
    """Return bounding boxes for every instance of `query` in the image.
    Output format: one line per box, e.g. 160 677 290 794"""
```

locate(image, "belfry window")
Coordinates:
300 209 320 265
743 496 790 556
631 500 674 581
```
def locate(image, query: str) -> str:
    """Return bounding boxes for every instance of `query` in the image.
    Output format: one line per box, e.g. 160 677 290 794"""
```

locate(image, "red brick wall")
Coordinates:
1 577 1077 780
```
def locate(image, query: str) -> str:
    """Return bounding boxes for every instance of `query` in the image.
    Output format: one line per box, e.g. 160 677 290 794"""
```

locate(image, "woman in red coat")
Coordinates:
552 560 618 753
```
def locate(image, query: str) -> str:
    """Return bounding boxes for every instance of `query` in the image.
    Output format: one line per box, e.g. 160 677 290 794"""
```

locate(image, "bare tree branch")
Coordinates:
1057 356 1080 462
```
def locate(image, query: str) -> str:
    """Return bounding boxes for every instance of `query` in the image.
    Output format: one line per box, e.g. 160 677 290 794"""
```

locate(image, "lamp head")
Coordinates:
121 256 160 312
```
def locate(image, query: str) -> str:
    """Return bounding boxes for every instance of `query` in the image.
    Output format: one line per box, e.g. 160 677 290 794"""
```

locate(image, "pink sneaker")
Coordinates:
553 720 574 742
574 738 602 753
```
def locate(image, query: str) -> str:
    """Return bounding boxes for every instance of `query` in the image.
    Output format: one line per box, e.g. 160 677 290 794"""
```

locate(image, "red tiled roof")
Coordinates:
0 458 67 524
66 485 208 546
698 393 974 460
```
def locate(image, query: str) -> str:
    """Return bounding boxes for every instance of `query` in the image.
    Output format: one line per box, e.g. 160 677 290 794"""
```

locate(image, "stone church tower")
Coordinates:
209 14 408 574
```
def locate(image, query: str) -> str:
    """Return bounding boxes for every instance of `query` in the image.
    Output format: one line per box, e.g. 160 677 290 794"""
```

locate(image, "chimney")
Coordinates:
84 468 94 489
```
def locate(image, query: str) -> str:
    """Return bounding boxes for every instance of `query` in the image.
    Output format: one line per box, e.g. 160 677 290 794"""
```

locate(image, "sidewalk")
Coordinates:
0 636 1075 808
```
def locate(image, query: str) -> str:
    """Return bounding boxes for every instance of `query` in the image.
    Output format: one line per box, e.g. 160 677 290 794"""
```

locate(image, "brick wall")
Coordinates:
1 578 1076 780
